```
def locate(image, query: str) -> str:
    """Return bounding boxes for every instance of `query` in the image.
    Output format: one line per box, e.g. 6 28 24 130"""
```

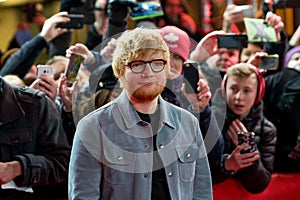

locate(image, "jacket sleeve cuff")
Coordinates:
221 154 237 176
14 155 42 186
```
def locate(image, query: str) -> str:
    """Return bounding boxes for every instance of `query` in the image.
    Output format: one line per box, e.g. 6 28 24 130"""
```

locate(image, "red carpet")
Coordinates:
213 173 300 200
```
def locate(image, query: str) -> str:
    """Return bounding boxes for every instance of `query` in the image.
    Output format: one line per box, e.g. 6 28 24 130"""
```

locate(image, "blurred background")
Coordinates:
0 0 299 64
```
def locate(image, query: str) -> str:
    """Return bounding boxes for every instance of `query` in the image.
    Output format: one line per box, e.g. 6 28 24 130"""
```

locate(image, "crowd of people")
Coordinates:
0 0 299 199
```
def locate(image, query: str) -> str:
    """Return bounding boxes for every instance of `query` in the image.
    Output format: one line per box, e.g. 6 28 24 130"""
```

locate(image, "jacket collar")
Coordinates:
0 77 25 125
115 91 176 130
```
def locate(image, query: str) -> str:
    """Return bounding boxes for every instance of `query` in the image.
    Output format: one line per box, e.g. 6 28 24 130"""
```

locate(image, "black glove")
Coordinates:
107 0 137 26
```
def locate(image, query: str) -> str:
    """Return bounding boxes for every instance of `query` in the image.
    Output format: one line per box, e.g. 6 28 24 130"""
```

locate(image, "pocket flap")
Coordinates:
0 130 32 146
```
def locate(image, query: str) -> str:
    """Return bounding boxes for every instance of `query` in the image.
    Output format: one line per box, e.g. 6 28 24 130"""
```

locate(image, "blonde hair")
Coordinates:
2 74 25 86
112 28 170 79
226 63 256 79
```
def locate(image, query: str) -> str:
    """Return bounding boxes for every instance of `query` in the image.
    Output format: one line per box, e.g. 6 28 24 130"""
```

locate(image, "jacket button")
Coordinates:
159 144 165 149
186 153 191 158
144 173 148 178
144 144 149 149
33 177 38 183
168 172 172 177
117 156 123 161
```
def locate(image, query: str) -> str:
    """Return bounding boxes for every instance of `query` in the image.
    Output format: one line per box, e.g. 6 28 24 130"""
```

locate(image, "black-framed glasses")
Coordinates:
127 59 167 74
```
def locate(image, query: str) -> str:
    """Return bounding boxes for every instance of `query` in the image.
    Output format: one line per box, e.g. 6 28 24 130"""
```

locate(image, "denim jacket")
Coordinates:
69 91 212 200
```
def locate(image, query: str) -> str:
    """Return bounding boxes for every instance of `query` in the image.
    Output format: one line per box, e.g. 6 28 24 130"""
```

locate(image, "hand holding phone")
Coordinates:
65 54 83 86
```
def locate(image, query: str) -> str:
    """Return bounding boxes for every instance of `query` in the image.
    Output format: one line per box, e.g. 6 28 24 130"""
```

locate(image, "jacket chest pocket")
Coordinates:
176 145 198 182
103 147 135 185
0 129 33 161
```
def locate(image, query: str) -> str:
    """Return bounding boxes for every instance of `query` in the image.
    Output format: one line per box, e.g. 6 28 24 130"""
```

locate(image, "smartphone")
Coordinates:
131 1 164 21
65 54 83 86
261 54 279 70
37 65 53 78
56 14 84 29
238 132 257 154
217 34 248 49
183 61 200 94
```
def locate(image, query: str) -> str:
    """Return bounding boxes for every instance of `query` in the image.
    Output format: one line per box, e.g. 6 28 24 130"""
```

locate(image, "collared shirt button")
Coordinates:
159 144 165 149
186 153 191 158
117 156 123 161
144 173 148 178
168 172 172 177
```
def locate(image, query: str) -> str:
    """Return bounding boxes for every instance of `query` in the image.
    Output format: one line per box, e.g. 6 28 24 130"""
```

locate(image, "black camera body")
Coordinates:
238 132 257 154
217 34 248 49
56 14 84 29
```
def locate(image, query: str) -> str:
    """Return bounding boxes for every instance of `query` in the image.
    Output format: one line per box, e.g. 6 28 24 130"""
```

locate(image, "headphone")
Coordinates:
221 63 265 105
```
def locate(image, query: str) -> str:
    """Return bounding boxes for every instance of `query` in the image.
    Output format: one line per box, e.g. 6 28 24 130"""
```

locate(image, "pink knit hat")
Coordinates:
160 26 190 61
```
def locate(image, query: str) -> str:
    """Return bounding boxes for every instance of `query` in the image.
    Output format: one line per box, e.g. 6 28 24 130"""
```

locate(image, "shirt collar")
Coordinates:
116 91 176 130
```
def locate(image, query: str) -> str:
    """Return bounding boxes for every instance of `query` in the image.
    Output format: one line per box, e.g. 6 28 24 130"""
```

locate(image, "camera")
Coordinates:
56 14 84 29
238 132 256 154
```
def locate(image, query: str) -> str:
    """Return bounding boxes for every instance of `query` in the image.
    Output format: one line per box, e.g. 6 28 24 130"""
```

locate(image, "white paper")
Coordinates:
1 180 33 193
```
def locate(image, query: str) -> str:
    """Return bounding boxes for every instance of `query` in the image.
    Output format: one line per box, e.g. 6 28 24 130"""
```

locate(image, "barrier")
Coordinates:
213 173 300 200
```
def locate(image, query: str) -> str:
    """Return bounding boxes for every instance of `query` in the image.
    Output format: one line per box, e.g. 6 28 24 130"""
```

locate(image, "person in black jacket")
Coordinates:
0 77 70 199
211 63 277 193
263 46 300 172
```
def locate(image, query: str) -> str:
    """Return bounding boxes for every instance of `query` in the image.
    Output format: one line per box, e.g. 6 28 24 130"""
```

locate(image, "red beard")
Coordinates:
132 84 165 102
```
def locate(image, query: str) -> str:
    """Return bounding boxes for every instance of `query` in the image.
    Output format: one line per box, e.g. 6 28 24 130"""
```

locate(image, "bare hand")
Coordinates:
40 12 70 42
58 74 76 111
30 75 58 102
0 161 22 185
227 119 248 146
223 4 246 24
182 73 211 111
224 143 260 171
100 38 117 62
66 43 92 64
265 11 284 41
190 30 226 64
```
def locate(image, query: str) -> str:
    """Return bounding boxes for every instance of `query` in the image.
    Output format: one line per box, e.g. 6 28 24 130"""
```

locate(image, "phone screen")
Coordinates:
65 54 83 86
217 34 248 49
183 61 199 94
131 1 164 21
261 55 279 70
